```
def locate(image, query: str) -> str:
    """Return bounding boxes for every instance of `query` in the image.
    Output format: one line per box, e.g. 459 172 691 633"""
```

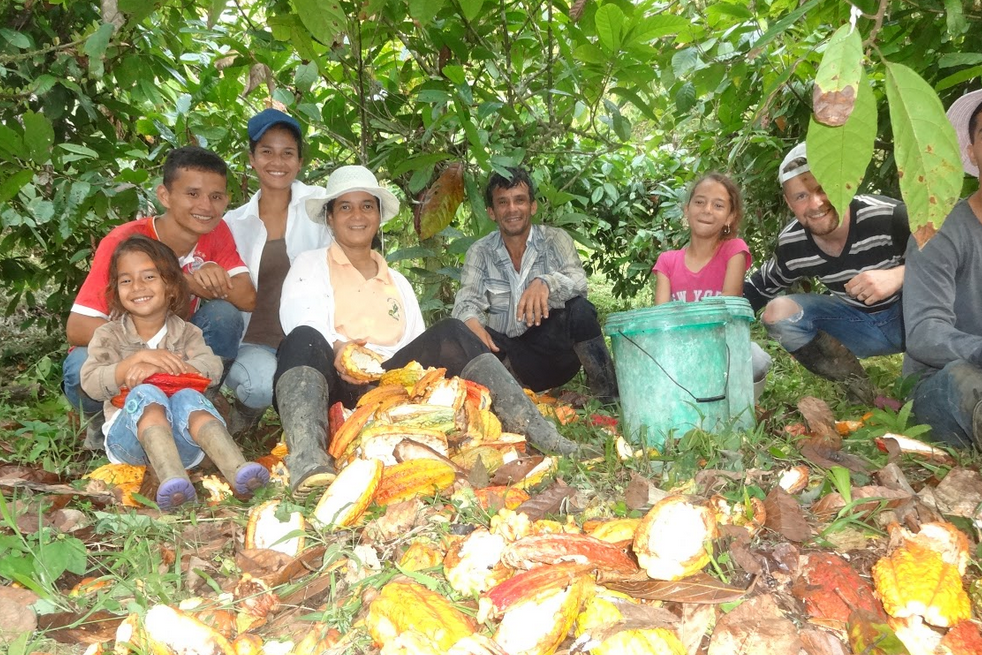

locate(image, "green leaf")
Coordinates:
573 43 608 65
292 0 347 46
461 0 483 22
207 0 226 28
675 81 696 113
747 0 822 55
295 62 318 93
409 0 444 25
58 143 99 158
442 64 465 85
812 24 863 127
83 22 115 59
884 62 963 244
0 28 31 49
0 170 34 205
0 124 26 161
610 86 659 123
595 4 625 53
22 111 54 165
41 536 88 582
944 0 967 35
392 152 453 177
807 73 876 219
118 0 158 24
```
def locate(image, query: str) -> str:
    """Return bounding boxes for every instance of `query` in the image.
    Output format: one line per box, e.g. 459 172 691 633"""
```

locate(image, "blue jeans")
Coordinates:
911 360 982 448
62 299 243 414
106 384 223 467
763 294 904 357
225 343 277 410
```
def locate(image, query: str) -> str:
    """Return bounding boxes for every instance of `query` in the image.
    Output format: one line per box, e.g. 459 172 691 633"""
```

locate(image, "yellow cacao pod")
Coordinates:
365 579 476 650
313 457 383 528
374 459 456 506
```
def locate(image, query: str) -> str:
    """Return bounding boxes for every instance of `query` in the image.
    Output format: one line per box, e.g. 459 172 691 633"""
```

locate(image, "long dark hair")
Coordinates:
105 235 190 320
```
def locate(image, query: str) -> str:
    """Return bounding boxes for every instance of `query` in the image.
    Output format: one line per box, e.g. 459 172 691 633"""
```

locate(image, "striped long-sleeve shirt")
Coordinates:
744 195 909 313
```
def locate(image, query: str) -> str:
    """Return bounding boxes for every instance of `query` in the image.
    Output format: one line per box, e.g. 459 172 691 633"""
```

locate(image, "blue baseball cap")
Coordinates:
247 109 302 142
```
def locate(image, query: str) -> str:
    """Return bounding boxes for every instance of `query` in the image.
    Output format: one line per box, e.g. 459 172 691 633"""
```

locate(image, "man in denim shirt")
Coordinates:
453 167 617 402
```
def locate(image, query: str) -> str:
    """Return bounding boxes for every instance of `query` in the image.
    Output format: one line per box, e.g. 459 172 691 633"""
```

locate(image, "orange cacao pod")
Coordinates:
373 459 456 506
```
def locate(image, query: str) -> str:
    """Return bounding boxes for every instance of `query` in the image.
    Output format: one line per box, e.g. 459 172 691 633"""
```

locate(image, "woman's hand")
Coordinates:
333 338 373 385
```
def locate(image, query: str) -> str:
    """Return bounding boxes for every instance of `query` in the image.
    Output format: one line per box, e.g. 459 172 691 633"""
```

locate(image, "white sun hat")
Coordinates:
778 142 809 184
946 89 982 177
305 165 400 224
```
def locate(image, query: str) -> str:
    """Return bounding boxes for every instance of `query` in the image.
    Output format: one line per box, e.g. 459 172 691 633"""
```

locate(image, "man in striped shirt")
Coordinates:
744 143 909 402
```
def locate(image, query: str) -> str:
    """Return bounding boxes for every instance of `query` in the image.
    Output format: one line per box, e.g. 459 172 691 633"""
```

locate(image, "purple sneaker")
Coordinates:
234 462 270 496
157 477 197 510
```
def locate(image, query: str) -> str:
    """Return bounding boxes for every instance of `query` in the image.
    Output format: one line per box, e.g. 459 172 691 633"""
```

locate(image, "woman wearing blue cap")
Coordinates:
222 108 332 435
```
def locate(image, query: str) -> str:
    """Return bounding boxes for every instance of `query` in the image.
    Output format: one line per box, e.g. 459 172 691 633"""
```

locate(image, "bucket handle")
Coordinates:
614 331 729 403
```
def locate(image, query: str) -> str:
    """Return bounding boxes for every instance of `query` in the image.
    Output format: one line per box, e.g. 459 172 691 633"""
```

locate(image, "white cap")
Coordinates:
778 142 810 184
305 165 400 224
946 89 982 177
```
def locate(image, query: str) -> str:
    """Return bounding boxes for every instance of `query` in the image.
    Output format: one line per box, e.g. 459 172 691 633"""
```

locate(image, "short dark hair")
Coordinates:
970 100 982 145
248 123 304 158
162 146 228 189
484 167 536 207
106 235 190 320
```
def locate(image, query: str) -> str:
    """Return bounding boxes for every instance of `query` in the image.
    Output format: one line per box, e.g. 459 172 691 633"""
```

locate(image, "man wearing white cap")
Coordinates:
902 89 982 447
744 143 910 403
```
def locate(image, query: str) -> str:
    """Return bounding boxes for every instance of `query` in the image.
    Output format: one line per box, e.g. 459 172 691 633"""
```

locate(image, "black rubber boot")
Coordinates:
226 399 266 437
460 353 585 457
137 424 196 510
194 419 269 496
82 411 106 451
972 400 982 448
573 336 619 404
789 331 876 405
275 366 336 493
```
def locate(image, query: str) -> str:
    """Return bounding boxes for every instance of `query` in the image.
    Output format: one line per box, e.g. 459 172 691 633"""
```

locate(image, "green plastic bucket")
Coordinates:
605 298 755 448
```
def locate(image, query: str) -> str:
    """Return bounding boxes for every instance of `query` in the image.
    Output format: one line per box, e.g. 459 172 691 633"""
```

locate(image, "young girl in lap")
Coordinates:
81 235 268 510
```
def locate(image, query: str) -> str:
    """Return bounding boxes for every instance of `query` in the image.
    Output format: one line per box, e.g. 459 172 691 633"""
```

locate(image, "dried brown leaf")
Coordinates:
800 628 850 655
491 457 544 486
515 479 575 520
813 85 857 127
875 462 916 495
707 594 803 655
37 610 122 644
414 162 464 240
930 467 982 521
598 570 753 604
467 455 490 489
362 498 426 543
800 440 870 473
0 586 37 639
679 603 716 655
763 486 812 542
797 396 839 442
624 472 653 510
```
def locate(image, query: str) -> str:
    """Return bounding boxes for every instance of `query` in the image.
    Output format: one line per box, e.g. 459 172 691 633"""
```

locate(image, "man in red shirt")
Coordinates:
64 146 257 449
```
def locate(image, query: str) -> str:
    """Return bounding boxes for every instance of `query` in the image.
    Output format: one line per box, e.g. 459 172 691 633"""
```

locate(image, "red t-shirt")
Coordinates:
652 238 752 303
71 217 249 319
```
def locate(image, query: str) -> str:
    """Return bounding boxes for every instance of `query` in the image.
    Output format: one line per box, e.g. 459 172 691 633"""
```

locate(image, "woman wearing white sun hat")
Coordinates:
902 88 982 448
272 165 587 493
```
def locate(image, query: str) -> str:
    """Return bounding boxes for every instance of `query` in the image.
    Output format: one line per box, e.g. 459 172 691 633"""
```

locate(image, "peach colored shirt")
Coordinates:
328 243 407 346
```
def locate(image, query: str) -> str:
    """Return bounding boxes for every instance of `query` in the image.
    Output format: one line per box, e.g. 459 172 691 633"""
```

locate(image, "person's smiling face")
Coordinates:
487 183 537 239
783 172 841 237
116 251 169 322
249 126 302 192
327 191 381 250
157 167 229 237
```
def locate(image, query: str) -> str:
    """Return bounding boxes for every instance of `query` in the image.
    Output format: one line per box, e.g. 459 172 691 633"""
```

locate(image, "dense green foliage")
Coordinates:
1 0 980 324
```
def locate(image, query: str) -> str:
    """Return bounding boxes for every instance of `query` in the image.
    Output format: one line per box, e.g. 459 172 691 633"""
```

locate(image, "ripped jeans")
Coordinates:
762 293 904 357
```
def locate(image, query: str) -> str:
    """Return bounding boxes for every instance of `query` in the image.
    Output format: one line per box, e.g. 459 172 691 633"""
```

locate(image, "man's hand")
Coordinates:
516 278 550 327
844 266 905 306
333 338 373 385
186 263 233 300
464 318 499 352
